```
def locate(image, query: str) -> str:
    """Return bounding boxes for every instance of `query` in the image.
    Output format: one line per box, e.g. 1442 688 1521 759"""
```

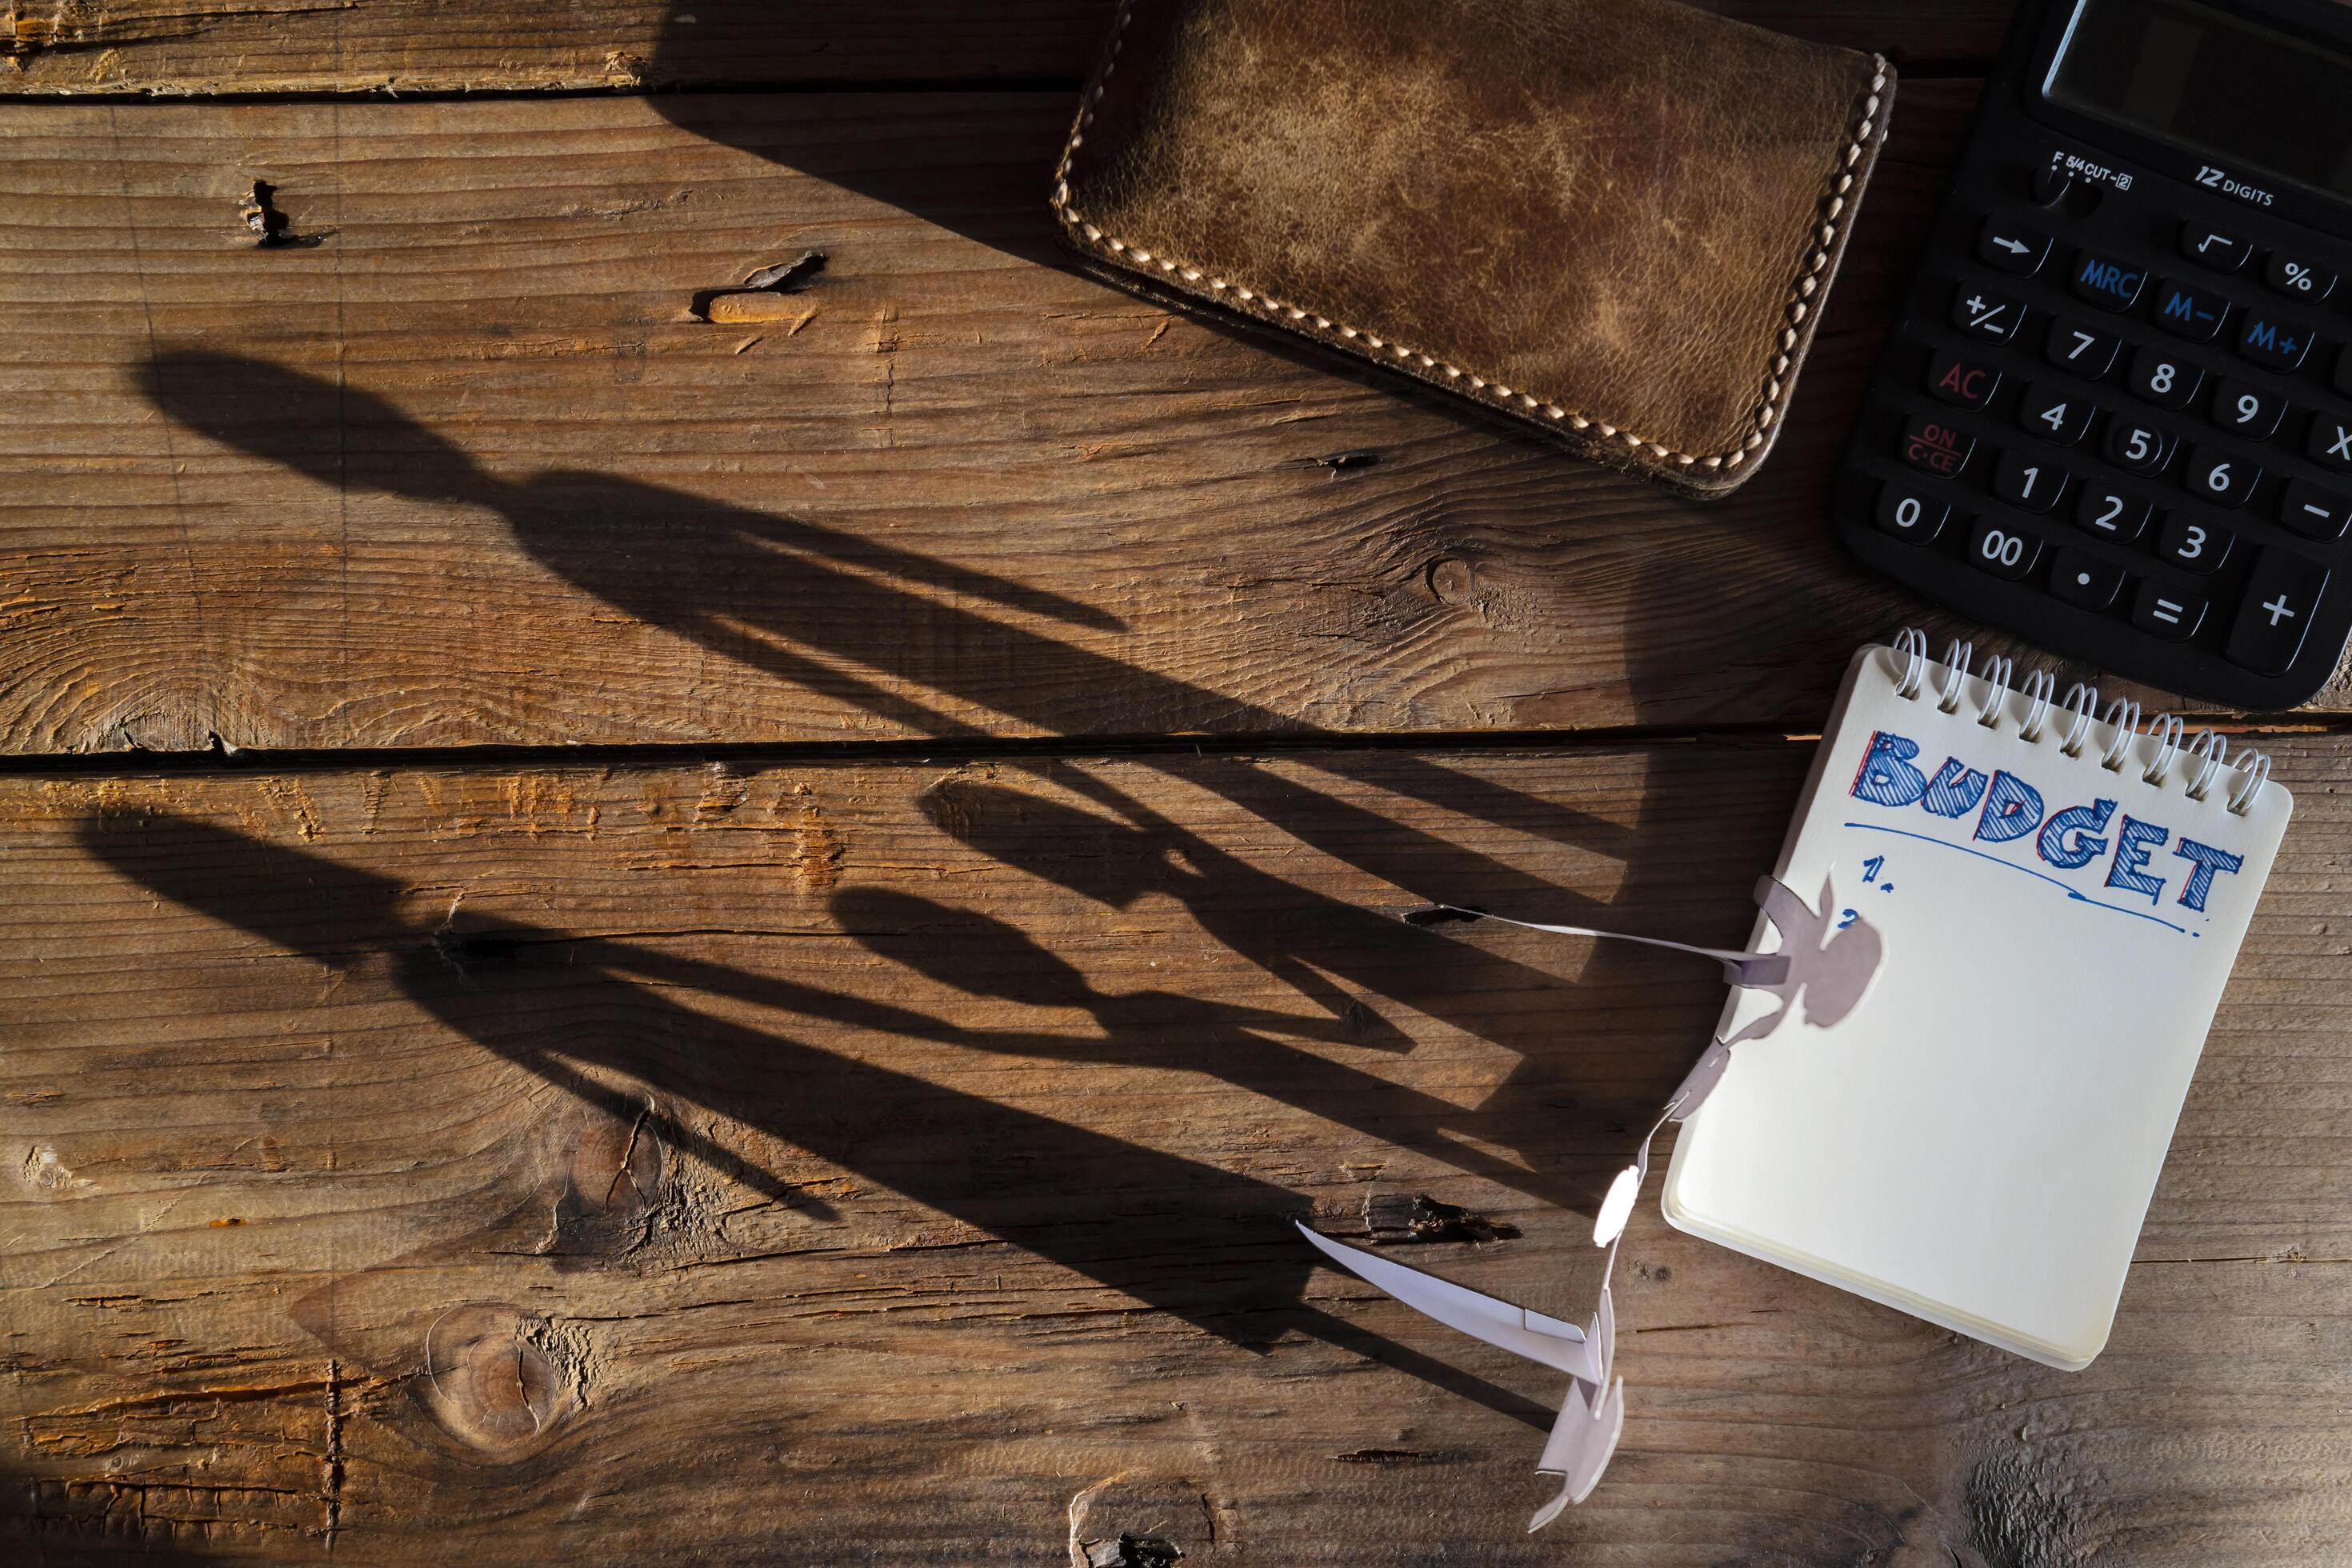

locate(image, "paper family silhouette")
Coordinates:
1306 874 1885 1530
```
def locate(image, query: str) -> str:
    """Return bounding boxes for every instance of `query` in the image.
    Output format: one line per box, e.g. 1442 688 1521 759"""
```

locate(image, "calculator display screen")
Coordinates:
2046 0 2352 200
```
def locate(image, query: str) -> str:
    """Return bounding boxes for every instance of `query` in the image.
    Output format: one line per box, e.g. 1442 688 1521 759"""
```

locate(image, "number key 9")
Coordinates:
2210 376 2286 440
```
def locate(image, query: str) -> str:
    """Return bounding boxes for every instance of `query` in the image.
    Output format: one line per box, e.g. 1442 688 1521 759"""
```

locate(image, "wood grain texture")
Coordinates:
0 1 2018 95
5 739 2350 1564
7 81 2174 755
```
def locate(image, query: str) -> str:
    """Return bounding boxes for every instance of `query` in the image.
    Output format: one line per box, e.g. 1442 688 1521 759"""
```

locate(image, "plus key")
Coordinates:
2226 547 2331 675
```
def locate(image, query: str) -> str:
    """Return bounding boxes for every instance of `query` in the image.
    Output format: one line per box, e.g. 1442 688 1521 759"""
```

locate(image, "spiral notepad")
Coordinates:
1662 634 2292 1369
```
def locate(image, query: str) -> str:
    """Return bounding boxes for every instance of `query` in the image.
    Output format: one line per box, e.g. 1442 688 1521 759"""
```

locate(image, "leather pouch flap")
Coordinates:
1053 0 1893 494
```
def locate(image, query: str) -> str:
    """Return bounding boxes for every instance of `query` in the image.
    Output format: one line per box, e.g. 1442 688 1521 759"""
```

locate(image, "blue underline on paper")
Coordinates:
1841 822 2190 934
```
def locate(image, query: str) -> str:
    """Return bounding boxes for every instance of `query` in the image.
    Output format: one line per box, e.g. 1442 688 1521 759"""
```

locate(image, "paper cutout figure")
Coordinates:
1719 874 1884 1046
1302 873 1885 1530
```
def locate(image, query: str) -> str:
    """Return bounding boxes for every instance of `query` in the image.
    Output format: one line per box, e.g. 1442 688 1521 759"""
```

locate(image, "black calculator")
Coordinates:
1833 0 2352 709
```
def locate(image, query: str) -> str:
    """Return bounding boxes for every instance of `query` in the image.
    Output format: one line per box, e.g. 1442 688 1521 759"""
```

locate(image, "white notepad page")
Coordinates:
1662 641 2291 1369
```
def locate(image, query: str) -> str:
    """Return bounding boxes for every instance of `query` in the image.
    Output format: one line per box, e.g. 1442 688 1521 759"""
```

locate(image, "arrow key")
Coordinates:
1977 218 2052 277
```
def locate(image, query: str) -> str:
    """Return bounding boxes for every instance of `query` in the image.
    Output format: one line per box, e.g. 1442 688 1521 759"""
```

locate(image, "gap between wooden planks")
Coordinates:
0 2 2019 96
5 739 2351 1563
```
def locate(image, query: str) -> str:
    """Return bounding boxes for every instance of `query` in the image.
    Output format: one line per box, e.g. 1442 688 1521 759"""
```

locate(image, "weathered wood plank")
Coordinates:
5 738 2350 1563
10 83 2182 757
0 1 2017 95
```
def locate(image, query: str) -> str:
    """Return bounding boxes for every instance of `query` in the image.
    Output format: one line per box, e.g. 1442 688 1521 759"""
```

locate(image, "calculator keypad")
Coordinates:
1834 146 2352 707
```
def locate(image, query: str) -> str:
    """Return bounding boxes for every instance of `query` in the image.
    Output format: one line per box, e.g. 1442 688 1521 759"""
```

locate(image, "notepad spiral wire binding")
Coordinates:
1888 628 2272 816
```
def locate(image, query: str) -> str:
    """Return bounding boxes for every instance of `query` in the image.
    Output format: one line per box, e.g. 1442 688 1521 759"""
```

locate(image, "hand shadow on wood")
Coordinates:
75 810 1557 1434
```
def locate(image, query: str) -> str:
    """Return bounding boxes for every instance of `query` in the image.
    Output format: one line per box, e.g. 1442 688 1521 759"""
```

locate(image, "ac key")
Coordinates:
1927 346 2002 409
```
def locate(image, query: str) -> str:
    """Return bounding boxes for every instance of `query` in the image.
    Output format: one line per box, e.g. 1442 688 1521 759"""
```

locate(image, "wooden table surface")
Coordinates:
6 4 2350 1563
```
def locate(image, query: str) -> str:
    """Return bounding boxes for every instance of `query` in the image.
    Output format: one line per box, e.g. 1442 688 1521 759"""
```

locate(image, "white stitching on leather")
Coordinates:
1050 0 1887 475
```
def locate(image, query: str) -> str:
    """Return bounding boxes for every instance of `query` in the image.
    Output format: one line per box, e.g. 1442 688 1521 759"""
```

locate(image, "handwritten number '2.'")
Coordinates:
1838 908 1860 930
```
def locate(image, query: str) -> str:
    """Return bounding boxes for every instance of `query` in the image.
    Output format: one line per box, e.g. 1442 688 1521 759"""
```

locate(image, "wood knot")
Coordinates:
422 1304 588 1457
1425 557 1476 604
542 1101 669 1263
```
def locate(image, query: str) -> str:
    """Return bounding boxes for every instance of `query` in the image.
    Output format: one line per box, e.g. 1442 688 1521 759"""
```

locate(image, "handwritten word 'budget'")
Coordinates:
1850 730 2244 913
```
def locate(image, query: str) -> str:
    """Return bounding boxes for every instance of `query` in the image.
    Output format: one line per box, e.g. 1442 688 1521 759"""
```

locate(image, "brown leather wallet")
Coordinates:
1052 0 1894 496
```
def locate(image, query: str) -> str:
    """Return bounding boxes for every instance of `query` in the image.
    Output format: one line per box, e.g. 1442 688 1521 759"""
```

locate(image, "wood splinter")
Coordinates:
695 250 826 323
